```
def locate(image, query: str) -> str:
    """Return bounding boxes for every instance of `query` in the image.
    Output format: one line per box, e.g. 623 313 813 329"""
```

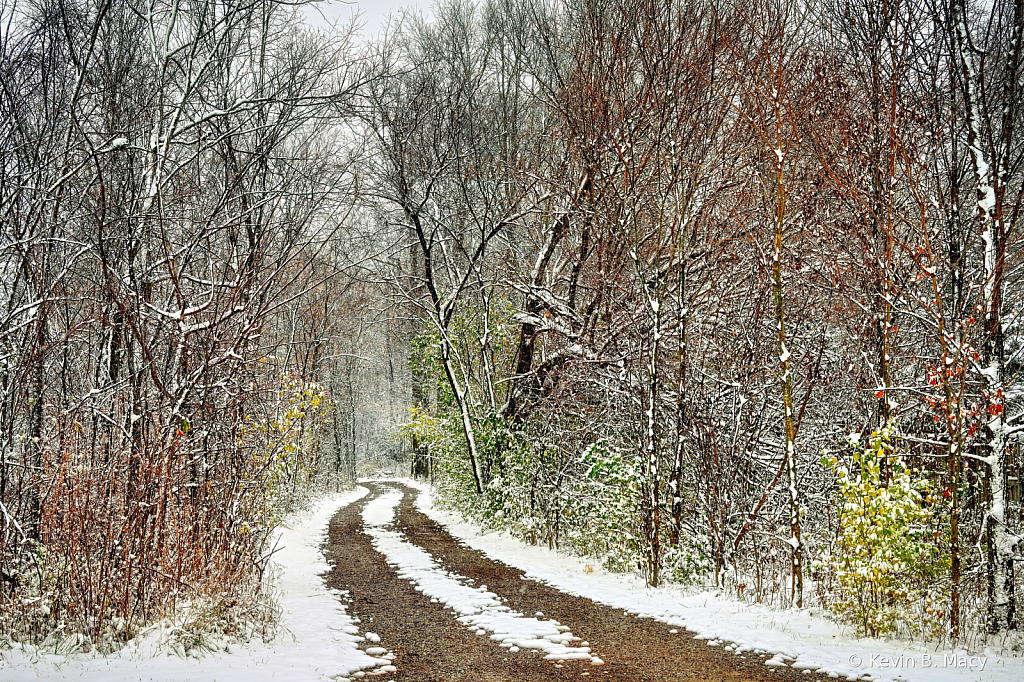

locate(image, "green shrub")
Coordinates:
816 422 948 637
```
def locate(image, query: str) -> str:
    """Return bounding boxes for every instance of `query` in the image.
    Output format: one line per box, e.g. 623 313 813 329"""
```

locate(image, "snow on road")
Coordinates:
0 487 385 682
6 477 1019 682
400 478 1023 682
362 486 601 664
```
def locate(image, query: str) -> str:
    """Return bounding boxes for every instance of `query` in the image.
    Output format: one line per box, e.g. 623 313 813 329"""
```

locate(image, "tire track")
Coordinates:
323 485 592 681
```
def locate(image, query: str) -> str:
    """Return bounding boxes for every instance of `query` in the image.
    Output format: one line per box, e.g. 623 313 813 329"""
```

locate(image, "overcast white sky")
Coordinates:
303 0 428 39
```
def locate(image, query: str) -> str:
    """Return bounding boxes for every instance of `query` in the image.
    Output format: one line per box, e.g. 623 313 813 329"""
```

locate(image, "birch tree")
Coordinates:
947 0 1024 634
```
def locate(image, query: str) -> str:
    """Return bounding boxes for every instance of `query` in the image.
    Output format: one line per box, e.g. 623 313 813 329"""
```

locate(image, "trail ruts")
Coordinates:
324 483 810 681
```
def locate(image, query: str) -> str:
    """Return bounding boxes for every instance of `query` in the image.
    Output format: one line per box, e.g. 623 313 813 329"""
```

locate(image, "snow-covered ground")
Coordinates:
5 478 1019 682
362 486 601 664
0 487 387 682
400 478 1022 682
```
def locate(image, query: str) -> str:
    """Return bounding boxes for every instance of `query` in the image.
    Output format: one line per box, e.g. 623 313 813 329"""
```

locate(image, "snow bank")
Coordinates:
401 478 1023 682
0 488 383 681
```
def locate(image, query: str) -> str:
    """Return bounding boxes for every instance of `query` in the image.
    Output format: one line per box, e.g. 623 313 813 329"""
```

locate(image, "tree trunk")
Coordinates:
772 139 802 609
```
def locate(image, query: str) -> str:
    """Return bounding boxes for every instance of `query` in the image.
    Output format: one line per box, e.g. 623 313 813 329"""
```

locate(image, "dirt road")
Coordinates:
323 483 809 681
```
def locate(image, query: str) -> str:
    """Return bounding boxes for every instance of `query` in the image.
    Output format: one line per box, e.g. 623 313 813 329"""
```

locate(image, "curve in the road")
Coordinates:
324 482 812 682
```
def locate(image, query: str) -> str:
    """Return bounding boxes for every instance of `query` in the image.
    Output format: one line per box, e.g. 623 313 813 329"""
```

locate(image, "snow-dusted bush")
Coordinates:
0 370 334 655
816 423 948 637
574 440 643 570
240 372 337 518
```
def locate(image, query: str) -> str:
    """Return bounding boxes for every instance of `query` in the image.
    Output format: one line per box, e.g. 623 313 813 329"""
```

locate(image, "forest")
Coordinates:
0 0 1021 658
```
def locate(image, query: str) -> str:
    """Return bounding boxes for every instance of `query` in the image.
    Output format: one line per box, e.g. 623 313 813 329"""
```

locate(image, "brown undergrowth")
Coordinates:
0 376 337 655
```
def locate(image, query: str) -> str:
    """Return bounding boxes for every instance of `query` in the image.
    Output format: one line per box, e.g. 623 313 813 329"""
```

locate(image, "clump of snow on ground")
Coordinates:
401 478 1024 682
0 488 388 682
362 486 599 664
